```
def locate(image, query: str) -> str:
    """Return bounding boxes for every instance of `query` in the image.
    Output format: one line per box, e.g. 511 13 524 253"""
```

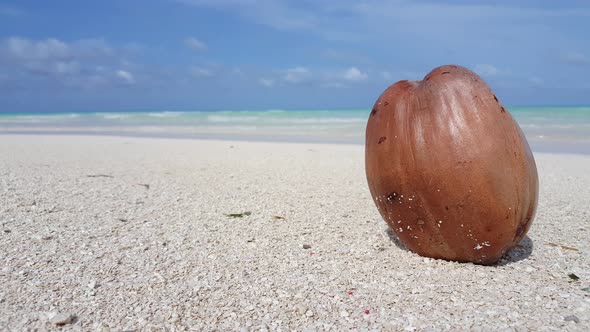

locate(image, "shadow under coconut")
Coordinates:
498 236 534 265
385 228 533 265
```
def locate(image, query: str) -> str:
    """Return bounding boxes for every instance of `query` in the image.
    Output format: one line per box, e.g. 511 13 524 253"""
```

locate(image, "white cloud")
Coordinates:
184 37 208 51
560 52 590 66
342 67 367 81
4 37 70 61
0 36 143 90
116 70 134 84
15 60 80 77
473 63 514 78
1 37 121 65
189 66 213 77
474 64 499 77
272 66 369 87
284 66 311 83
259 78 274 87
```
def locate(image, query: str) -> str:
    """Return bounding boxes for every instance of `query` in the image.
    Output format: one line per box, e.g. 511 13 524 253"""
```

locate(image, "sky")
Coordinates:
0 0 589 112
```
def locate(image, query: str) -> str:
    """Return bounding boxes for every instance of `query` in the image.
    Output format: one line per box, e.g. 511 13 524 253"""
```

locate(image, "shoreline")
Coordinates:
2 130 590 156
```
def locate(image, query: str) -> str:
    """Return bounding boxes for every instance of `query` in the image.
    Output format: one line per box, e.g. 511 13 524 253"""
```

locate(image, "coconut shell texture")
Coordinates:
365 65 538 265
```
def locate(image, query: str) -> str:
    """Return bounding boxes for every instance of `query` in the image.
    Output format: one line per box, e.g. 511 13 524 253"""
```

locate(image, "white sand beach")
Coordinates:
0 135 589 331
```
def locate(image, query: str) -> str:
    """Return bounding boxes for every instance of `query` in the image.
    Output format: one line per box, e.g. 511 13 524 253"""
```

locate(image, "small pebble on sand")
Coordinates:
564 315 580 323
50 313 75 326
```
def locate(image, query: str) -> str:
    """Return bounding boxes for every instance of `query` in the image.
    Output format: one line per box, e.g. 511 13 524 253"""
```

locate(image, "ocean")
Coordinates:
1 107 590 153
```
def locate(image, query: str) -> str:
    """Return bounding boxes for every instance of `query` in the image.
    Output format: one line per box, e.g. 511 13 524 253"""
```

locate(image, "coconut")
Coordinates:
365 65 538 264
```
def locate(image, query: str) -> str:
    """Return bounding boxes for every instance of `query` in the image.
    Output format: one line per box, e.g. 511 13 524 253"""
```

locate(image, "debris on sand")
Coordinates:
50 313 76 326
225 211 252 218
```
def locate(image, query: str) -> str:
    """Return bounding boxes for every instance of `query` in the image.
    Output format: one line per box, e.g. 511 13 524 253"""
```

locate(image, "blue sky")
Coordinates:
1 0 589 112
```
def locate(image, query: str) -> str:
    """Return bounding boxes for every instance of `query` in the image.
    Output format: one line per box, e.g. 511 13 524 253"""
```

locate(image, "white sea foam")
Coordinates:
147 112 184 118
207 115 260 123
101 113 130 120
286 118 365 124
5 114 81 123
206 115 365 124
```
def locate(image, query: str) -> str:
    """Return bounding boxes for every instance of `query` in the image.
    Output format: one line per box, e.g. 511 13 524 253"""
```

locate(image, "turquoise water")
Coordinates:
1 107 590 152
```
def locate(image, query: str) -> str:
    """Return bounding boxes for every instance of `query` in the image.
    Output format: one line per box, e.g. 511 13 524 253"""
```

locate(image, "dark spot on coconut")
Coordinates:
456 160 472 167
371 108 377 116
386 192 399 202
445 206 449 211
514 221 527 241
383 101 389 106
378 136 387 144
501 106 506 113
493 95 498 102
441 71 450 75
514 211 533 242
514 209 534 239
